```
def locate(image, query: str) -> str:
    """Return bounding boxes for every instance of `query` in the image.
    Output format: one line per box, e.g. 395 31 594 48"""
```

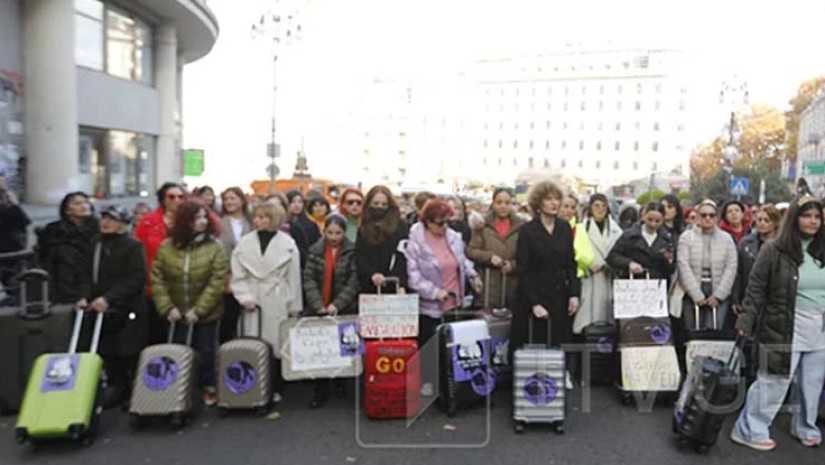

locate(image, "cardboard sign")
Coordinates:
613 279 668 319
279 316 363 381
620 346 681 391
359 293 419 338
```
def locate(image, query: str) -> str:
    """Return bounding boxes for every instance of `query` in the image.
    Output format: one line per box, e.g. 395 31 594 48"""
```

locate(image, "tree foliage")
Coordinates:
691 165 791 205
636 190 665 205
785 76 825 162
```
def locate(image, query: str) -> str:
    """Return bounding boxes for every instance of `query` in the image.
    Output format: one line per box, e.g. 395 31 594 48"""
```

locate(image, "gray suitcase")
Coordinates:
217 306 272 414
128 323 197 429
512 317 566 434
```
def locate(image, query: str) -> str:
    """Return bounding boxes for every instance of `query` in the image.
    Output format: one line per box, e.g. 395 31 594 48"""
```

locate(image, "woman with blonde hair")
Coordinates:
230 201 303 404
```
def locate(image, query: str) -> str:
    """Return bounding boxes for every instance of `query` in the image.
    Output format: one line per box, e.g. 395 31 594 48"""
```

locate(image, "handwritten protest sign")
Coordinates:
620 346 680 391
359 293 419 338
279 316 363 381
613 279 668 319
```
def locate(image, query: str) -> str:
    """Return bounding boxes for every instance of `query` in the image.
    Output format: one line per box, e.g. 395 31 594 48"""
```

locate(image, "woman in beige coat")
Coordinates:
467 188 524 308
230 202 303 403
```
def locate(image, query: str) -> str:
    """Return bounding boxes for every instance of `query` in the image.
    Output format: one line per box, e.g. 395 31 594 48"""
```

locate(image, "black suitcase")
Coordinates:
0 269 73 415
438 318 493 417
582 323 616 386
673 338 745 454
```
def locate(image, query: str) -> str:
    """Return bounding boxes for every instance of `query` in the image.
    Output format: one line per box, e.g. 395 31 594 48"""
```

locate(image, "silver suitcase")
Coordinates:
217 306 272 414
512 317 566 434
129 323 197 429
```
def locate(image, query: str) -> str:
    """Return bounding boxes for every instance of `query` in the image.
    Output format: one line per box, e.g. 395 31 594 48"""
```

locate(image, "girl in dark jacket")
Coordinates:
77 205 147 408
286 190 322 248
731 196 825 451
731 204 781 313
303 214 359 408
607 202 675 283
355 185 410 294
36 192 99 304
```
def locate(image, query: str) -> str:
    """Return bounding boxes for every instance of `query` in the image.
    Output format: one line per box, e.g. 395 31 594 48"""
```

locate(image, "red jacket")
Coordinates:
133 208 168 295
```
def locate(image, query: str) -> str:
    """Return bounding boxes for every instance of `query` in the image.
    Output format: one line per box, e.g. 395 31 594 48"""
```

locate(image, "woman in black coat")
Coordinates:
286 190 323 247
355 185 410 293
510 181 581 370
36 192 99 304
76 205 147 408
607 202 675 283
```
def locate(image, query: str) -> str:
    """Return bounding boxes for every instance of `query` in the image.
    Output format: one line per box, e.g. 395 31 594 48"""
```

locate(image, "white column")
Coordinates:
23 0 78 204
154 21 180 185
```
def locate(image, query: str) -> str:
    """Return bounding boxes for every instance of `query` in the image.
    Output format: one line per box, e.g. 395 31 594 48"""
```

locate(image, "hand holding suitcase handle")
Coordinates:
68 307 104 355
377 276 401 294
527 311 553 349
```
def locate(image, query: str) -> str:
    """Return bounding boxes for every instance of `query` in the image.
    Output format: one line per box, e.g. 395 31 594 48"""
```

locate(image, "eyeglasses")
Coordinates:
699 213 716 219
430 220 448 227
166 193 184 200
345 199 362 206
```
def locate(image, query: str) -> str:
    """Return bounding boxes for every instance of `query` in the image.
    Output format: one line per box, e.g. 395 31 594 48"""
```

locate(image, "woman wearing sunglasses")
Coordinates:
134 182 187 343
338 188 364 242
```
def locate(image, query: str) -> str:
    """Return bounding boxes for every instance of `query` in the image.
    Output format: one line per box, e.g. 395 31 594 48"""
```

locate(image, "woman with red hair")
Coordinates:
338 188 364 242
406 199 483 348
151 200 229 406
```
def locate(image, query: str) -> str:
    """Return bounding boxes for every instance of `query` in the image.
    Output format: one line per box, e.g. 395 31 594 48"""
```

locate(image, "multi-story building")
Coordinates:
795 91 825 194
469 45 716 193
0 0 218 204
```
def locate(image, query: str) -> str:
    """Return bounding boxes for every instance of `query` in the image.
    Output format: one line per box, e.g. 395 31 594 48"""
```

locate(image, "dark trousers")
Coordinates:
271 356 284 394
171 321 218 389
146 298 167 345
219 294 242 344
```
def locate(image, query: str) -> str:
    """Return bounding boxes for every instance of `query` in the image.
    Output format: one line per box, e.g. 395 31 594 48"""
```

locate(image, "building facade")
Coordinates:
796 91 825 194
0 0 217 204
469 46 715 192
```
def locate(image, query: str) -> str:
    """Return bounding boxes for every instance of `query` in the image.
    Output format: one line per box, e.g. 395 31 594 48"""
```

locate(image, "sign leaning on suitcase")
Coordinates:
279 315 364 381
16 309 105 446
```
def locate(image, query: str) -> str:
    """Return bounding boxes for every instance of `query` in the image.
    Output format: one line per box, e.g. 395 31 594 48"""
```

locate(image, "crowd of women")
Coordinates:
31 180 825 451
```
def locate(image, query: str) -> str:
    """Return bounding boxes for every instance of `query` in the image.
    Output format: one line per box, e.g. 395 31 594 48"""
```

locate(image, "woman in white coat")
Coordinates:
573 193 623 334
230 202 302 404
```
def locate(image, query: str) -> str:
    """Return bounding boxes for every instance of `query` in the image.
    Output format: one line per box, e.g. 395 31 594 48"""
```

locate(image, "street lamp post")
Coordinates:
251 1 303 194
719 78 749 199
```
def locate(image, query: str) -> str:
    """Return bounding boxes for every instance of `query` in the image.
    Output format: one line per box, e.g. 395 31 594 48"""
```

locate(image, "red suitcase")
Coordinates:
364 340 420 419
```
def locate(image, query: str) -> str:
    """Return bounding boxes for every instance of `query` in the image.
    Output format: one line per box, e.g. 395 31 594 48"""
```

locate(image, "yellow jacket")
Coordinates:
569 217 594 278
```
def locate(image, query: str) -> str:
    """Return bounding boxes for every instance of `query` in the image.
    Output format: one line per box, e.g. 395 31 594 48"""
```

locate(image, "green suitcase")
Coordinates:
15 310 105 446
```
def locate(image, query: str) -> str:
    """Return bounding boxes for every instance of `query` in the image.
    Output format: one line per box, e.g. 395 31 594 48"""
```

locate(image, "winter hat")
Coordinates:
101 205 132 224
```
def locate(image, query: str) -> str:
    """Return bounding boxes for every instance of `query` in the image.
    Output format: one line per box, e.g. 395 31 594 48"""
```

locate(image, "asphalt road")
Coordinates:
1 383 822 465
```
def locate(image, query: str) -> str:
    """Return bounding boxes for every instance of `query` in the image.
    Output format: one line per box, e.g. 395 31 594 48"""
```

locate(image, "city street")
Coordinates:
1 384 821 465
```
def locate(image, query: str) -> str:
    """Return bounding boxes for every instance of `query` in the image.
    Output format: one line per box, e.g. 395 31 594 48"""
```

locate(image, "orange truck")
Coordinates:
250 178 342 205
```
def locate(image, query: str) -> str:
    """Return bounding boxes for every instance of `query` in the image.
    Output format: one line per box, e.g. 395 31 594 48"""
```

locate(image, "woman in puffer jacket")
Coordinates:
152 200 229 407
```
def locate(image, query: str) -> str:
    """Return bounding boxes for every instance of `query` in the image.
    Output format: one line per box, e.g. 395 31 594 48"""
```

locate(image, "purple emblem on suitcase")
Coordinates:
223 361 257 395
41 355 79 393
650 324 671 344
524 373 558 406
143 356 178 391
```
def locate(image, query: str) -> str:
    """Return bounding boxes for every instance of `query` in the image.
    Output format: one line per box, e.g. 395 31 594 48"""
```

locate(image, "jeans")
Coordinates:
733 349 825 441
171 321 218 389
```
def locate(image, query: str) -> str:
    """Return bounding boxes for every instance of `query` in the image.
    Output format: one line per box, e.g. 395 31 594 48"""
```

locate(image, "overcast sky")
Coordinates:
183 0 825 187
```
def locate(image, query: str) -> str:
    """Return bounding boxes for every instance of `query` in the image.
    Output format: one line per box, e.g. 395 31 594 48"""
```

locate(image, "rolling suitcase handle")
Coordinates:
628 270 651 280
527 312 552 349
167 321 195 347
68 308 105 355
482 268 508 308
17 269 50 320
238 305 264 339
377 277 401 294
692 305 718 331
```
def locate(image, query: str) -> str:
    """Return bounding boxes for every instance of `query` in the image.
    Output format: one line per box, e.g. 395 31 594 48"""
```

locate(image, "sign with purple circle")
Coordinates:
143 356 178 391
223 361 257 395
41 355 79 393
451 341 488 382
523 373 558 406
650 324 671 345
469 368 496 396
596 336 614 354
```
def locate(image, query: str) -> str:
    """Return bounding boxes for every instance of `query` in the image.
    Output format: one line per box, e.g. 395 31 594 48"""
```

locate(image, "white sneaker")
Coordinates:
565 371 574 390
420 383 434 397
272 392 283 404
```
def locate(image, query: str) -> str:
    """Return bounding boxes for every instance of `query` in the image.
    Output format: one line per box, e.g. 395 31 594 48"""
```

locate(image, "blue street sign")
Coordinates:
730 177 749 197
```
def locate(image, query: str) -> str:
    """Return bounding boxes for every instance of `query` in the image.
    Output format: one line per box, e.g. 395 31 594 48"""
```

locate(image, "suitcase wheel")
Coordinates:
446 405 457 418
14 428 27 444
513 421 525 434
694 443 710 454
80 433 95 448
553 422 565 435
256 405 270 416
170 413 187 430
619 392 632 406
218 407 230 418
68 424 84 442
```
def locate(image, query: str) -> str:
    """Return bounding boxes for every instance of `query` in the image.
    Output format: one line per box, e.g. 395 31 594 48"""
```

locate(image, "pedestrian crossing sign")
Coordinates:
730 177 749 197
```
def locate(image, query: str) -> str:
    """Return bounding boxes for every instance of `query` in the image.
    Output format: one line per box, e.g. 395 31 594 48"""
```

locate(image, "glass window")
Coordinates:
597 141 602 150
633 161 639 171
106 7 153 85
635 101 641 111
653 142 660 152
578 160 583 168
529 140 534 149
579 141 584 150
561 159 566 168
595 160 601 169
613 161 620 170
545 140 550 149
75 0 104 70
654 122 660 131
544 158 549 168
634 141 640 151
615 141 620 150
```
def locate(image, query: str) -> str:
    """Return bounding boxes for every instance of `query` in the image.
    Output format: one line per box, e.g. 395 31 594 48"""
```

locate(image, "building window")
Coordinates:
483 140 488 148
564 102 569 112
499 122 504 130
529 140 534 149
655 83 662 93
544 158 549 168
498 140 502 148
565 86 570 95
634 141 639 151
578 160 583 168
561 159 566 168
617 84 623 94
579 141 584 150
635 101 641 111
600 85 605 94
563 122 568 130
530 103 535 112
105 6 154 85
654 122 660 131
636 83 643 94
514 103 519 112
83 128 155 197
615 122 621 131
633 161 639 171
679 101 686 111
547 102 552 111
613 161 620 170
652 142 659 151
75 0 105 70
598 122 604 130
514 140 518 149
530 122 535 130
514 122 519 130
513 158 518 166
547 86 553 95
580 102 586 111
617 101 622 110
528 157 534 168
614 141 620 150
579 121 585 130
562 141 567 149
655 101 661 111
652 162 658 171
545 140 550 149
546 121 551 129
598 101 604 110
597 141 602 150
497 158 502 166
595 160 601 169
634 121 641 130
